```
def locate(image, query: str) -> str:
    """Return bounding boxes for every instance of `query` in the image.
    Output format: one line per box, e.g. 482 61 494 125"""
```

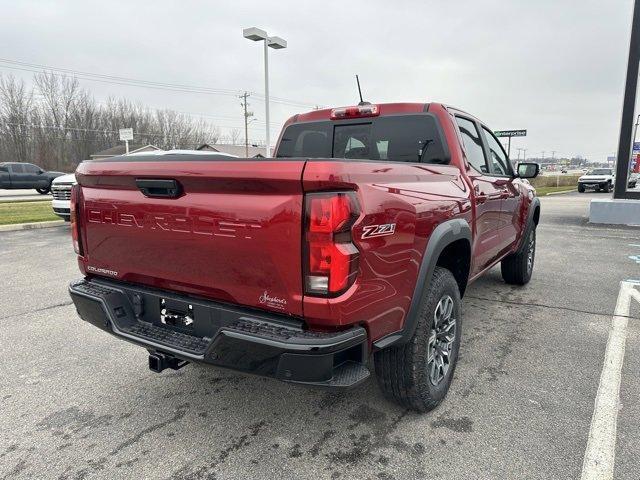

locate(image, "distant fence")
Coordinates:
530 174 580 188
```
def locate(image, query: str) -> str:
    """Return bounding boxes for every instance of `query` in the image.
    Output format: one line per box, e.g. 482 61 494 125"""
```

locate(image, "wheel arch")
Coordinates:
373 218 471 350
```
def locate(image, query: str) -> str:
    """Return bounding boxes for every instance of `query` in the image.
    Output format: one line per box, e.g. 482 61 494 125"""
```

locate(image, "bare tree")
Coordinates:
0 72 233 169
229 128 241 145
0 75 33 163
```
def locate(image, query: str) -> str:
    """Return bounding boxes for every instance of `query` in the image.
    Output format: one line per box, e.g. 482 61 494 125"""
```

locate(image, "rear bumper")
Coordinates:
69 278 369 388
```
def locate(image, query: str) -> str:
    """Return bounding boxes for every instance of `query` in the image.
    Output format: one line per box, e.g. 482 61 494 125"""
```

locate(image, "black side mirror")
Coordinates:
517 162 540 179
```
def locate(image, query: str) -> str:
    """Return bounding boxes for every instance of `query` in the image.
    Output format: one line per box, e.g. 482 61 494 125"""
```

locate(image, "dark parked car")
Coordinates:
0 162 65 194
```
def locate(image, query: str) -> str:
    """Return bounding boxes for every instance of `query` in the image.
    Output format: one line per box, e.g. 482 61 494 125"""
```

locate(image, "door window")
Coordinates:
455 117 488 173
482 128 510 176
10 164 25 174
24 164 41 174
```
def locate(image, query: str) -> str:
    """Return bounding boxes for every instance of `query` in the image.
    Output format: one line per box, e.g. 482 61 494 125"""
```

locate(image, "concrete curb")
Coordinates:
545 189 576 196
0 220 66 232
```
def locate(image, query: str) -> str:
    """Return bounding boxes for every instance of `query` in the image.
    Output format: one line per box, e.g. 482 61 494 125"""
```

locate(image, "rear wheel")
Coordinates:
602 182 611 193
36 186 50 194
501 227 536 285
578 184 585 193
374 267 462 413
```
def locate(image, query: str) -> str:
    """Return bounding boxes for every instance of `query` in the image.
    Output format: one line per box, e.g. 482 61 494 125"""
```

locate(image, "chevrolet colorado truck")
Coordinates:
68 102 540 412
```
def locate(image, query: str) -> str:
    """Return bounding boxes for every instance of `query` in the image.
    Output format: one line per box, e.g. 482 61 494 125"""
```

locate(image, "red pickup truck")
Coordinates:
69 102 540 412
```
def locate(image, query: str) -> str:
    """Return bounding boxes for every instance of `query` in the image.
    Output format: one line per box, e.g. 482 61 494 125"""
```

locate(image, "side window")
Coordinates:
25 164 41 174
455 117 488 173
10 164 25 174
0 165 8 172
482 128 510 176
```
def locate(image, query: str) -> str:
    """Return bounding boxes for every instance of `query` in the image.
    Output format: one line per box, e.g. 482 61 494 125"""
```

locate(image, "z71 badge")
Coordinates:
361 223 396 239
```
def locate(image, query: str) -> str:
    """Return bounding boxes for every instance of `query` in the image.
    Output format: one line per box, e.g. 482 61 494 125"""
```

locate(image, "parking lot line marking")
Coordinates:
581 281 638 480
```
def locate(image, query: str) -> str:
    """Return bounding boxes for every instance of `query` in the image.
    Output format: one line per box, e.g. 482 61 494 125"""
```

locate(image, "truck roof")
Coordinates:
292 102 429 124
287 102 478 125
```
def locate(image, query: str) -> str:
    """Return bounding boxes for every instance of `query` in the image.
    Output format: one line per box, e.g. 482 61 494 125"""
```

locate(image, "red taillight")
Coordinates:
70 184 83 256
330 104 379 120
305 192 360 296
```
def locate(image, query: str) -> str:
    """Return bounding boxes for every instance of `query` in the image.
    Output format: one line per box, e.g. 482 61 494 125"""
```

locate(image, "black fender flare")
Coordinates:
516 196 540 251
373 218 471 350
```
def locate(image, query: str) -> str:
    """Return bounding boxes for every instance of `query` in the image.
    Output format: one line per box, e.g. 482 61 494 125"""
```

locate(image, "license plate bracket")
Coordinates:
160 298 194 331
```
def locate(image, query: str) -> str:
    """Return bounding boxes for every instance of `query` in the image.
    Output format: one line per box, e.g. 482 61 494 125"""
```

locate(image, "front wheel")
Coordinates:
36 186 50 194
602 182 611 193
501 228 536 285
578 184 585 193
374 267 462 413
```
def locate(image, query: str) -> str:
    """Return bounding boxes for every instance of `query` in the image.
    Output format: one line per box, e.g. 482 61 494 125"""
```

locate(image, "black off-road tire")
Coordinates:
374 267 462 413
501 227 536 285
36 186 50 194
578 184 585 193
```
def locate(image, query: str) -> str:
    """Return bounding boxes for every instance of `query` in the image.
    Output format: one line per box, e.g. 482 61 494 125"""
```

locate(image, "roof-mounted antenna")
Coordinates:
355 75 370 106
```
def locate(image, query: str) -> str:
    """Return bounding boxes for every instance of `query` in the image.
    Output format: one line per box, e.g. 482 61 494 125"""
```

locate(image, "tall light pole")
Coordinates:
243 27 287 158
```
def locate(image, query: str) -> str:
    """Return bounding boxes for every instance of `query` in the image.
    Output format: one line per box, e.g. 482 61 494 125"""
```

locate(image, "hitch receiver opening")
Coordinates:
148 352 189 373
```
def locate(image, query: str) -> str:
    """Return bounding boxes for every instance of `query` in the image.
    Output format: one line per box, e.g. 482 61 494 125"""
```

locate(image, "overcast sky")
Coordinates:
1 0 635 161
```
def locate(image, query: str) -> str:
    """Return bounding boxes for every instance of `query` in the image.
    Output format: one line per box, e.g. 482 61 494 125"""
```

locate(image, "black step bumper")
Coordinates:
69 278 369 388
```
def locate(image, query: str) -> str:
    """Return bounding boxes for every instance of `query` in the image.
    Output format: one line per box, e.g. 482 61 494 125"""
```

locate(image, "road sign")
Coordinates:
119 128 133 141
494 129 527 138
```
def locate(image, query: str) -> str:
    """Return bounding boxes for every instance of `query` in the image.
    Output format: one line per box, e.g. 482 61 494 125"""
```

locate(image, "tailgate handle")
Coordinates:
135 179 182 198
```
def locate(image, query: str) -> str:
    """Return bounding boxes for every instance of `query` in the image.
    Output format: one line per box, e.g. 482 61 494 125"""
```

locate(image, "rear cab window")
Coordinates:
276 114 449 164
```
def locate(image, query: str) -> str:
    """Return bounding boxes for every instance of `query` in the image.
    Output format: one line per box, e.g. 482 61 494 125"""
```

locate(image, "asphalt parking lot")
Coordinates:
1 191 639 480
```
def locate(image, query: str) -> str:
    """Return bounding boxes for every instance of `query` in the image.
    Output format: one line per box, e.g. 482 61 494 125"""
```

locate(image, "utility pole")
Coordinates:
239 92 253 158
516 148 523 161
523 148 527 161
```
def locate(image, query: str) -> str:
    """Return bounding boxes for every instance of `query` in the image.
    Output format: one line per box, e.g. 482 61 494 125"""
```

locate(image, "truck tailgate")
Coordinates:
75 158 305 316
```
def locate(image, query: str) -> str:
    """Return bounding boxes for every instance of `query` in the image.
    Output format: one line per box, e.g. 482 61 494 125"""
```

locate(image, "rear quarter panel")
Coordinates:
302 160 472 341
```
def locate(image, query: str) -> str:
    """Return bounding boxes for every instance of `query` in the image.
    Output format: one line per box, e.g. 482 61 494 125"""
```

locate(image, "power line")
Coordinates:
1 121 263 137
0 57 321 108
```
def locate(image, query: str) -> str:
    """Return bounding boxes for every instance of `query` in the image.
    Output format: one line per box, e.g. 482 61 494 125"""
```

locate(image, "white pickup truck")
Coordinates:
51 173 76 220
578 168 615 193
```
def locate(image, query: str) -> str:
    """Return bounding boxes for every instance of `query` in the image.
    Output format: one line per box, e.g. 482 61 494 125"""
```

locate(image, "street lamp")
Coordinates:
243 27 287 158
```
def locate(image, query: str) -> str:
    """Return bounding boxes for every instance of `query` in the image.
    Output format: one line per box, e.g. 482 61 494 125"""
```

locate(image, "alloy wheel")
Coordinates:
427 295 457 386
527 230 536 274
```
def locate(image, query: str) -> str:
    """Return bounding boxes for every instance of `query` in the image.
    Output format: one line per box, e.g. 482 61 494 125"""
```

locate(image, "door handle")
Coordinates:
135 179 182 198
475 194 488 204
